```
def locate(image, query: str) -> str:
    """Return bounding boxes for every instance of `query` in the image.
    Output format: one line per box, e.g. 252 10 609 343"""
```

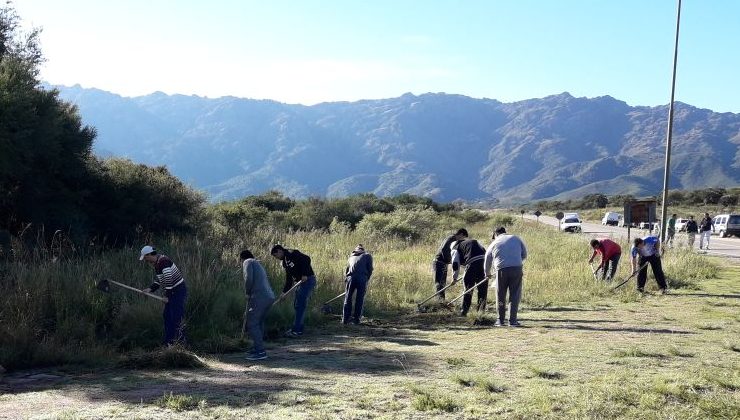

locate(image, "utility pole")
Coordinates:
660 0 682 243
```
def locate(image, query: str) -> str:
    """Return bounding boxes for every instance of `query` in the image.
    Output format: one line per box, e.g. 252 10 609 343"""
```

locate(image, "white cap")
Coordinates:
139 245 155 260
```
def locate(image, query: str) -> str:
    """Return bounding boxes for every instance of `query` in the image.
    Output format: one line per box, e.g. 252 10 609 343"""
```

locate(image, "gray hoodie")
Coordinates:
243 259 276 301
345 251 374 282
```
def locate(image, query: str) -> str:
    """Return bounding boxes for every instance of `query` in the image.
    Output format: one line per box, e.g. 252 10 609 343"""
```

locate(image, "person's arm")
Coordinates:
366 254 373 280
451 248 460 282
588 250 597 264
296 253 311 282
520 239 527 261
243 260 254 296
282 264 294 293
143 263 162 293
630 248 638 272
484 244 494 278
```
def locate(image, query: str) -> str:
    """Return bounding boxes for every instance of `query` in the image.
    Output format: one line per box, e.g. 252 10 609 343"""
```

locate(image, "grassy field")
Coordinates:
1 218 738 418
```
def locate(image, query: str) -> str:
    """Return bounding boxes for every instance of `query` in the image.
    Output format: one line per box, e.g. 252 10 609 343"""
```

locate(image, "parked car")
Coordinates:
639 221 660 232
601 212 621 226
713 214 740 238
561 213 582 233
675 218 689 232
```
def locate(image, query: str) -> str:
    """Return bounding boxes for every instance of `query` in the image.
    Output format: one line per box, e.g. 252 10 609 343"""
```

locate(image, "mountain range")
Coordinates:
52 84 740 203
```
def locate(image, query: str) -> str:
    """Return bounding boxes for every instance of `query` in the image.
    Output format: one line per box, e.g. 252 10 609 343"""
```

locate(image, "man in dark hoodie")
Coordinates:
342 244 374 325
450 237 488 316
432 229 469 301
270 244 316 337
240 249 275 361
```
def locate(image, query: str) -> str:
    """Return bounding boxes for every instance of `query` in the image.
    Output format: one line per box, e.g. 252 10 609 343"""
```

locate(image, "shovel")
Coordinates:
96 279 168 303
321 292 347 315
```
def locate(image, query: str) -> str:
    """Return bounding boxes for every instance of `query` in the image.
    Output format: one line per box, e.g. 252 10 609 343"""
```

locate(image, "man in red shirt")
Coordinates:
588 239 622 281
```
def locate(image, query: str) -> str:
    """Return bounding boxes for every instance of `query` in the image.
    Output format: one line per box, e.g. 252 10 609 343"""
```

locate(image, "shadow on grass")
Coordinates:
541 324 695 335
521 318 620 324
526 306 609 312
0 331 428 409
671 292 740 299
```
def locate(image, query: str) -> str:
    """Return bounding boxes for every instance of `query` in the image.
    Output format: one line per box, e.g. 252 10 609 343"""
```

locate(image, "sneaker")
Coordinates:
509 320 521 327
659 288 669 295
637 288 645 293
246 351 267 361
494 320 505 327
284 329 303 338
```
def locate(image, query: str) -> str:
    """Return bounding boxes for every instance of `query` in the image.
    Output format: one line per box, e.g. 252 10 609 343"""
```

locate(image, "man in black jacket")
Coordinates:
270 244 316 337
699 213 715 250
432 229 468 301
451 238 488 316
685 216 698 249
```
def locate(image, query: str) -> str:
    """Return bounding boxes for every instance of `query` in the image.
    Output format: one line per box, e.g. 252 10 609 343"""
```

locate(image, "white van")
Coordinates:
713 214 740 238
601 212 621 226
561 213 582 233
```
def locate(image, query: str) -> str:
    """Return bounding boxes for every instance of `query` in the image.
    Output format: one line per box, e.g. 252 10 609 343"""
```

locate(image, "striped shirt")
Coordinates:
148 255 185 292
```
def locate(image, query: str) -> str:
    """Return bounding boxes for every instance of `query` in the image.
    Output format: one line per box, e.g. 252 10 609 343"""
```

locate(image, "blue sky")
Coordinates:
15 0 740 111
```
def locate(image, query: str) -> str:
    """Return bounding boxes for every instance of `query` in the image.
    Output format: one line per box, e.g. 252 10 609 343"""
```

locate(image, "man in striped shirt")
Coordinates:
140 245 188 345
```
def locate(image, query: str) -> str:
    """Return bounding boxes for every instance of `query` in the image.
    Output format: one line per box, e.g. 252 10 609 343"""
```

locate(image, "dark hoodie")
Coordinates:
281 249 315 292
345 249 374 282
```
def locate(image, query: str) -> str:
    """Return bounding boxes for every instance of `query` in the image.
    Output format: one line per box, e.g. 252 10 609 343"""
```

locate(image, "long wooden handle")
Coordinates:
447 277 490 306
108 280 169 302
417 279 459 306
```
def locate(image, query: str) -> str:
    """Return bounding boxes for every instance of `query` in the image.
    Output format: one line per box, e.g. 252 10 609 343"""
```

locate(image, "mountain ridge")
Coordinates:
50 84 740 203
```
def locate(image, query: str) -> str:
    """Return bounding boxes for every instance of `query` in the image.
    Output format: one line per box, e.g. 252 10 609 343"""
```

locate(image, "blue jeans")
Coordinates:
292 276 316 333
164 283 187 345
343 277 368 324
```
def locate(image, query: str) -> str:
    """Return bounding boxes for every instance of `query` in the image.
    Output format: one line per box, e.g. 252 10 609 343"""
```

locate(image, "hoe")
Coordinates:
96 278 168 303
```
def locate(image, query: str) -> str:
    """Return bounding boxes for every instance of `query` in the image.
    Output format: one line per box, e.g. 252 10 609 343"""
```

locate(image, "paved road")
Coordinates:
523 214 740 260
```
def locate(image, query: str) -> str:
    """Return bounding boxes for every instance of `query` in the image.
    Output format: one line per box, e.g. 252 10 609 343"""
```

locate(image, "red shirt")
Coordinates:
596 239 621 264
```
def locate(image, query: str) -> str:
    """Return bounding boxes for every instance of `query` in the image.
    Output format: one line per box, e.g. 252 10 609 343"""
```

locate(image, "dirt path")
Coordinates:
2 271 739 419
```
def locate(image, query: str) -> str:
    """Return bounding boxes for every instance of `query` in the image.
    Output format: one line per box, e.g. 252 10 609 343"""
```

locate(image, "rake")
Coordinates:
96 278 168 303
415 279 459 312
612 261 650 290
321 292 347 315
271 280 303 307
589 263 600 281
444 277 491 308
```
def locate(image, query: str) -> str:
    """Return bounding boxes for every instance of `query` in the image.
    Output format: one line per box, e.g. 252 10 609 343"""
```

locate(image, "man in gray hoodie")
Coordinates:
240 249 276 361
484 227 527 327
343 244 374 325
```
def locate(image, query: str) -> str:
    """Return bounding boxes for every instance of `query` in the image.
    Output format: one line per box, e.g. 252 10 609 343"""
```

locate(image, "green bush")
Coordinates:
356 207 440 241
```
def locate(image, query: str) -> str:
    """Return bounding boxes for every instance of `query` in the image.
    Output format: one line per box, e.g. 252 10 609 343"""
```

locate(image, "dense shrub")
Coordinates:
356 207 440 241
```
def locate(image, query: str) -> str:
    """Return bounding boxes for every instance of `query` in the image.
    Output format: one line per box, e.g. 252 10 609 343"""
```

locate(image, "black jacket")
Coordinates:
281 249 315 292
685 220 698 233
452 239 486 271
434 235 457 264
699 217 714 232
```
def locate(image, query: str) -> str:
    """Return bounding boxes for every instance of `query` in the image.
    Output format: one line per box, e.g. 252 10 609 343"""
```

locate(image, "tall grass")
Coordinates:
0 213 718 370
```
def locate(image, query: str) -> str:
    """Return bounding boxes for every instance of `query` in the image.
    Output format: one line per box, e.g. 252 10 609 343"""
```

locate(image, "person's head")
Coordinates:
139 245 158 265
590 239 601 249
353 244 365 254
454 228 468 240
689 215 694 220
633 238 644 249
704 212 710 218
671 213 677 218
491 226 507 240
239 249 255 263
270 244 285 260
